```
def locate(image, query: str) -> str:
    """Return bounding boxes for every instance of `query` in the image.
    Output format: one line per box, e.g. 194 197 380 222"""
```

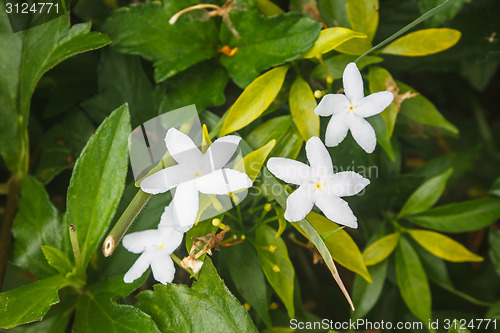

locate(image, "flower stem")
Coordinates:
170 253 196 278
69 224 85 280
316 54 333 92
103 189 151 257
0 174 21 290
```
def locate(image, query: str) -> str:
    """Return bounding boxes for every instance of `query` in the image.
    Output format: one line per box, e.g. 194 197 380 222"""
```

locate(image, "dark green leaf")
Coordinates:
405 198 500 233
220 10 321 87
65 105 131 269
254 225 295 319
0 11 109 174
319 0 350 28
395 237 431 324
418 0 466 28
136 258 259 333
82 48 164 127
11 177 67 278
489 228 500 277
41 246 74 276
312 54 383 80
351 259 388 320
487 300 500 319
0 275 67 329
102 0 218 83
247 116 294 151
223 241 272 327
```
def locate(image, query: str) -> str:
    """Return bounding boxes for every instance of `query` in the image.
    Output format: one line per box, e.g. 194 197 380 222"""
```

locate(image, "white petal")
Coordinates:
140 165 187 195
158 204 175 228
158 225 184 254
355 91 394 118
164 128 203 165
343 62 364 103
202 135 241 172
314 94 350 116
306 137 333 174
124 252 153 283
325 171 370 197
325 113 349 147
196 169 252 195
122 230 161 254
284 186 314 222
172 180 199 229
349 115 377 153
314 194 358 228
267 158 311 185
151 253 175 284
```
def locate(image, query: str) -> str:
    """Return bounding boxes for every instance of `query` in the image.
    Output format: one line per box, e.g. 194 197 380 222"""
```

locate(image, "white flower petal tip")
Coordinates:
349 116 377 153
267 158 311 185
343 62 364 102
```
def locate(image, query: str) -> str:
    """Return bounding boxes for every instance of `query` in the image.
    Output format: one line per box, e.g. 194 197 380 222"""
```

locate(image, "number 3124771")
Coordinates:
5 2 59 14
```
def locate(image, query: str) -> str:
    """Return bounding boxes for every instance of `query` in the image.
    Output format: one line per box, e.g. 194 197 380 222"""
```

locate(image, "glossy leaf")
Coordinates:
247 116 293 151
223 241 272 327
41 246 74 276
136 258 259 333
0 11 109 174
254 224 295 319
65 105 131 269
334 37 372 55
11 176 67 278
307 212 372 282
240 140 276 182
398 168 453 218
319 0 350 28
381 28 461 56
271 123 304 159
0 275 67 329
220 66 289 136
301 27 366 58
405 197 500 233
368 67 399 138
346 0 378 41
312 54 383 80
362 233 399 266
220 10 321 87
398 81 459 135
351 260 388 320
289 76 319 141
395 237 432 324
490 228 500 277
102 0 218 82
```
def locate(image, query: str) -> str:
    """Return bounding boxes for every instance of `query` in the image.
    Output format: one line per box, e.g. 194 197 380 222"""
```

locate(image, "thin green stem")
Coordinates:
69 224 85 281
316 54 333 91
170 253 197 279
355 0 458 62
103 189 151 257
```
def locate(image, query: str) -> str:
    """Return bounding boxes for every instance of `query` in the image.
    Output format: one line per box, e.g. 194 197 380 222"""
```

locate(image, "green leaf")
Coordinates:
102 0 218 83
405 197 500 233
82 48 164 127
0 275 67 329
220 66 289 136
488 228 500 277
65 105 131 269
307 212 371 282
0 12 109 174
398 80 458 135
41 246 74 276
220 10 321 87
408 230 483 263
398 168 453 218
254 225 295 319
490 177 500 198
247 116 293 151
351 259 388 320
418 0 466 28
301 27 366 58
11 177 68 278
346 0 378 41
312 54 383 80
369 114 395 161
271 123 304 159
381 28 461 56
289 76 319 141
222 241 272 327
319 0 350 28
395 237 431 324
334 37 372 55
367 67 399 138
447 321 471 333
487 300 500 319
254 0 284 15
240 140 276 182
136 258 259 333
362 233 399 266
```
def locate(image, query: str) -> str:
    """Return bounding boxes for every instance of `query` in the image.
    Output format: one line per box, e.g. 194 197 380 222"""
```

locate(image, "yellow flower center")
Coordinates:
158 243 164 250
315 181 323 190
194 171 200 177
348 105 355 111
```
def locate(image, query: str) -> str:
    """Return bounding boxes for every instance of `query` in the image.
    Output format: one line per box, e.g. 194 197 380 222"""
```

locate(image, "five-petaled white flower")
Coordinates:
140 128 253 231
267 137 369 228
123 204 183 284
315 62 394 153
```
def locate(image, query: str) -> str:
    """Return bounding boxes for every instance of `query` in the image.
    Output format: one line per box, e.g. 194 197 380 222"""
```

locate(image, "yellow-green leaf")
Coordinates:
289 77 319 141
381 28 461 56
301 28 367 58
220 66 289 136
201 124 212 154
275 207 287 238
334 37 373 55
307 212 372 282
368 67 399 138
363 233 400 266
254 0 284 16
408 230 483 263
346 0 379 41
239 140 276 182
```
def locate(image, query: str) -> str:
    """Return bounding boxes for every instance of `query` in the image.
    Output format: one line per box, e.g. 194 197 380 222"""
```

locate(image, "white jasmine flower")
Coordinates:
140 128 253 230
315 62 394 153
123 204 183 284
267 137 369 228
